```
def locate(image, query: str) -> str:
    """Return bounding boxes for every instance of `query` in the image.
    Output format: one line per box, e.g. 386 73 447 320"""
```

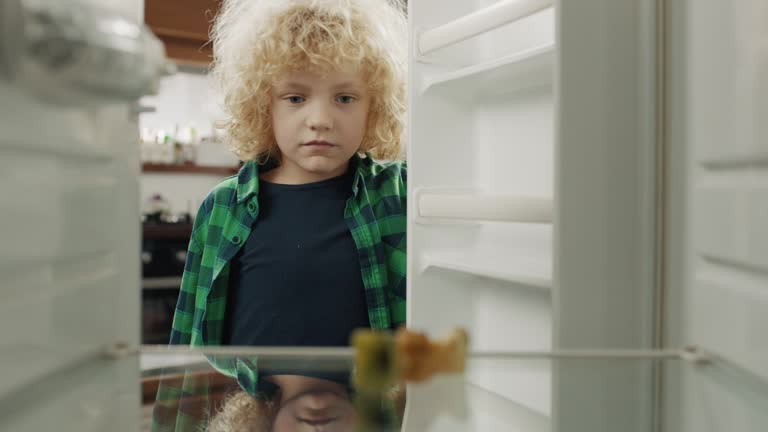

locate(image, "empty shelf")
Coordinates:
418 0 553 55
466 380 551 420
422 252 552 291
417 191 553 223
422 43 554 97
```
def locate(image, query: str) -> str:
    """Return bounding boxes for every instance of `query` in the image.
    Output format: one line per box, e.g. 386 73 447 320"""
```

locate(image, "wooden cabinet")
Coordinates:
144 0 222 66
141 162 240 175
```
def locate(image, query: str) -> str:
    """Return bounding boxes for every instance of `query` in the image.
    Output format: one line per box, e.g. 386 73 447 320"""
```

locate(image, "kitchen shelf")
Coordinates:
422 252 552 291
142 224 193 240
141 163 240 175
142 276 183 290
421 43 555 98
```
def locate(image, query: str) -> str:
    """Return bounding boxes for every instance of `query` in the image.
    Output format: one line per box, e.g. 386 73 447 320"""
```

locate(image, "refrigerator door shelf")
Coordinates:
0 0 174 105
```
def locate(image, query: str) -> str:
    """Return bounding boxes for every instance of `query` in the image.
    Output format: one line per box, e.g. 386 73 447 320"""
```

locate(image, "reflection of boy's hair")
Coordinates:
208 357 382 430
207 386 406 432
207 391 278 432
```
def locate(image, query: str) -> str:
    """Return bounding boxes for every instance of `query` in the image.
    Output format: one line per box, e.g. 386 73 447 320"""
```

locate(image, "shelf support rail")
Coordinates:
418 0 554 55
417 192 553 223
124 344 713 366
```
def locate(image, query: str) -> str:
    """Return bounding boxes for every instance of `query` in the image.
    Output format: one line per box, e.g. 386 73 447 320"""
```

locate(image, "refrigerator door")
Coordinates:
0 0 167 430
664 1 768 431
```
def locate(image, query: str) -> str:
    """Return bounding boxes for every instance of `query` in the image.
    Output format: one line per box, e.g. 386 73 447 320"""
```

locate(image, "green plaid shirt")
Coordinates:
152 153 407 431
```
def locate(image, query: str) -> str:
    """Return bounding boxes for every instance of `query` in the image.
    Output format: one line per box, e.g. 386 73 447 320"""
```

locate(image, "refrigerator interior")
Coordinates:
0 70 141 431
0 0 147 430
407 1 555 430
3 0 766 431
139 349 679 432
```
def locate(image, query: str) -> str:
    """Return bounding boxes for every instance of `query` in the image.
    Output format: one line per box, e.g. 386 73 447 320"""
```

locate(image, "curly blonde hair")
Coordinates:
207 391 277 432
207 387 406 432
211 0 407 162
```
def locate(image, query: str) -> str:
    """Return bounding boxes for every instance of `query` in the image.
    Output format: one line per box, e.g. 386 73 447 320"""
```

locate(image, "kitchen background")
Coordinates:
139 0 238 344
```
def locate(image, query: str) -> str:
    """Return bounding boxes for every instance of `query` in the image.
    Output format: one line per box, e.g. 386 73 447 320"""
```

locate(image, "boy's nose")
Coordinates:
298 391 338 412
306 102 334 131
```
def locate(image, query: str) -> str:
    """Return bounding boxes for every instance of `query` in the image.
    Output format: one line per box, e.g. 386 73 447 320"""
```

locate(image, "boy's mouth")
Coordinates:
304 140 335 147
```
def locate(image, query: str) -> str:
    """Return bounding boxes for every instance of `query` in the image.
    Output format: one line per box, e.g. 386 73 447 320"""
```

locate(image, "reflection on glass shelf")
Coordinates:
139 345 687 432
141 347 395 432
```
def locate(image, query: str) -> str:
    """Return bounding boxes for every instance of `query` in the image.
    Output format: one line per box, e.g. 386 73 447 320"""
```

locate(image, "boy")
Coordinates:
152 0 407 430
207 375 363 432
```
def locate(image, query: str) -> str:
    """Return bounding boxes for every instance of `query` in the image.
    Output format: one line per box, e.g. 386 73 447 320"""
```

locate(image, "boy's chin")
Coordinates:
298 156 350 175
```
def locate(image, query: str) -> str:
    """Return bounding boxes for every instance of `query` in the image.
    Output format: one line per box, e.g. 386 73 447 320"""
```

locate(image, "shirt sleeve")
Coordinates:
151 234 210 432
388 161 407 328
168 235 203 345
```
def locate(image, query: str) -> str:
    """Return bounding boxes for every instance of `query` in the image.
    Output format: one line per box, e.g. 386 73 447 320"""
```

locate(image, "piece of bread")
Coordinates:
395 327 468 383
352 327 469 391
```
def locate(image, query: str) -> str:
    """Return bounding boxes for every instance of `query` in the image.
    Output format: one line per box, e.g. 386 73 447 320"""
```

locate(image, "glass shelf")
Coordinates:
139 346 689 432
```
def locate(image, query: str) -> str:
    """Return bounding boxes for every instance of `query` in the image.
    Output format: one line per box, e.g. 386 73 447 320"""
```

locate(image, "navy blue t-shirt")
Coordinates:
224 169 371 348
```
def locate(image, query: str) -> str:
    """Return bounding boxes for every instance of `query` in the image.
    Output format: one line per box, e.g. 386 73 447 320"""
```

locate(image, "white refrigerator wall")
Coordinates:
665 1 768 431
0 0 142 430
554 1 658 432
406 1 555 431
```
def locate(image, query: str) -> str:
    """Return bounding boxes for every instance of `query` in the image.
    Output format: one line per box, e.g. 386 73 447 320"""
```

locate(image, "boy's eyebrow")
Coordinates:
275 82 312 92
274 81 364 92
331 81 364 91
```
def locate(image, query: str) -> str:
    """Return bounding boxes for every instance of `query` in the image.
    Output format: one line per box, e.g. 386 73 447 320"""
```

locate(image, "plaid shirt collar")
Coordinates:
236 153 368 205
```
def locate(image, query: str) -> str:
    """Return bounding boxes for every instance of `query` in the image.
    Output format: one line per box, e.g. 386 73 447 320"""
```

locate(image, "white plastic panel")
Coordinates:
0 88 141 432
417 0 552 56
0 157 117 263
421 44 554 97
0 1 143 430
665 1 768 432
689 273 768 379
0 357 138 432
406 369 550 432
407 1 555 430
411 0 554 68
695 172 768 273
686 0 768 166
554 0 657 431
417 191 552 223
677 365 768 432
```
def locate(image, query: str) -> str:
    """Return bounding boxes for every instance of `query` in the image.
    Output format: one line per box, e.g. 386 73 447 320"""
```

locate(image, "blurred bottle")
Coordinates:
140 128 154 163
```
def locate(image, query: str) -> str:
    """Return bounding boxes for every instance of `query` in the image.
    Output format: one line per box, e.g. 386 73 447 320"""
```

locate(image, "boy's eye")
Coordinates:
336 95 355 104
285 96 305 104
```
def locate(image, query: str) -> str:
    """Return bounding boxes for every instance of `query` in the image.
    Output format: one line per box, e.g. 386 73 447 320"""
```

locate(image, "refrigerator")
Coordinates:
0 0 166 430
1 0 767 431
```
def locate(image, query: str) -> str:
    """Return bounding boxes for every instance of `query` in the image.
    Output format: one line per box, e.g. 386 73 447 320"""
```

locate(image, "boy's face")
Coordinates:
268 68 370 184
269 375 358 432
